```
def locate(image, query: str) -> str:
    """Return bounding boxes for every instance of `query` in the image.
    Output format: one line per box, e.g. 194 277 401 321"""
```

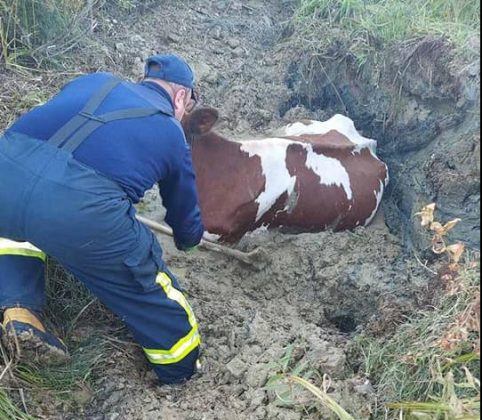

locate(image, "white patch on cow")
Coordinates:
304 144 353 200
364 180 385 226
383 162 390 186
203 232 221 242
240 139 296 222
240 137 352 222
284 114 377 155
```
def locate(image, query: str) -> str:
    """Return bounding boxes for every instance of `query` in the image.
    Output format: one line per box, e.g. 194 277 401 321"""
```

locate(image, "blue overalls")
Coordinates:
0 76 202 384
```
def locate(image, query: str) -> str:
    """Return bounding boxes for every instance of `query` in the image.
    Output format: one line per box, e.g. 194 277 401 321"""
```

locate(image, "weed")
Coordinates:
352 205 480 419
15 336 107 408
296 0 480 62
0 0 95 69
266 344 357 418
0 258 116 417
0 388 34 419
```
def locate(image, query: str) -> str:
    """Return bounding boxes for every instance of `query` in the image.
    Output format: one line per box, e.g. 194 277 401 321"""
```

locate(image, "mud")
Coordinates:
0 0 479 418
76 200 427 420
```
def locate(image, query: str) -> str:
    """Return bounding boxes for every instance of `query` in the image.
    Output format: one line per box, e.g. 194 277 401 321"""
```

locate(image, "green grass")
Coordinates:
295 0 480 63
14 337 108 408
0 259 116 417
266 343 358 418
0 389 34 420
45 259 105 336
0 0 161 69
0 336 110 416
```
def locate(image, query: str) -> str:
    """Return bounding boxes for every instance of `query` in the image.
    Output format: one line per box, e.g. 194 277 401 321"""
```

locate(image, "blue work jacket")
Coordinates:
6 72 204 249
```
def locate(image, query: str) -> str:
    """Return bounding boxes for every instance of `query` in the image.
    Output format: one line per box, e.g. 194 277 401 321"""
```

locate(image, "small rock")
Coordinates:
167 33 181 43
246 364 269 388
131 34 145 44
227 38 241 49
226 356 247 379
193 62 219 84
72 385 93 406
210 26 223 40
354 379 375 396
247 389 266 408
252 407 267 419
232 46 245 58
115 43 126 53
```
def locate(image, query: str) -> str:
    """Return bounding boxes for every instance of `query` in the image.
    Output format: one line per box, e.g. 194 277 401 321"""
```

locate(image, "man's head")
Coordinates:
144 54 197 120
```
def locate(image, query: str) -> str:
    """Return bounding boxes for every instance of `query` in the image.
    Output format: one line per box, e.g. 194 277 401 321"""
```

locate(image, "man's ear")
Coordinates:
185 108 219 135
173 88 187 109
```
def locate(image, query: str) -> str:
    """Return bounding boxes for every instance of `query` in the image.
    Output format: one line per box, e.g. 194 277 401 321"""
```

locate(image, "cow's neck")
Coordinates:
191 133 240 151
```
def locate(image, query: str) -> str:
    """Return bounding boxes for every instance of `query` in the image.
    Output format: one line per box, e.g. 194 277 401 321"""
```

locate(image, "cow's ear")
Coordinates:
189 108 219 135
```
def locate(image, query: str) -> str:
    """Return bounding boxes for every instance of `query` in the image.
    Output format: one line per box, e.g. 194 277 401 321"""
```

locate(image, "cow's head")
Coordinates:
182 107 219 145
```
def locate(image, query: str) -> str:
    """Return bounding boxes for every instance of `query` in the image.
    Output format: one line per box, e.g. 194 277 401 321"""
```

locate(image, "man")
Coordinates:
0 54 205 384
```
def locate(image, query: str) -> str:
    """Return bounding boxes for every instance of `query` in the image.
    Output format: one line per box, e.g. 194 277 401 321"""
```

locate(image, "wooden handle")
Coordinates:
135 215 264 267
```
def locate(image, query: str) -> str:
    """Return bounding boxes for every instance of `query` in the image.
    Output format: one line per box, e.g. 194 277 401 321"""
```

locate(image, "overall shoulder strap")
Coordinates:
60 108 162 153
47 76 175 153
48 77 121 148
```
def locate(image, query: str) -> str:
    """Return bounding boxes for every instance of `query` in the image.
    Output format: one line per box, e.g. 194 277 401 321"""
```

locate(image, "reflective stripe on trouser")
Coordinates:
0 133 200 384
0 239 46 261
0 243 46 312
143 272 201 365
0 240 47 312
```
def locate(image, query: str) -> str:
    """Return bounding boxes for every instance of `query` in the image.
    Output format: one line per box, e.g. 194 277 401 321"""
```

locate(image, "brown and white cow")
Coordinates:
182 108 389 242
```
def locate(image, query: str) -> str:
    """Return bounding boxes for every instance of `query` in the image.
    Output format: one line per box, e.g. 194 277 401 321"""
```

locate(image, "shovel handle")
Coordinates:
135 215 257 266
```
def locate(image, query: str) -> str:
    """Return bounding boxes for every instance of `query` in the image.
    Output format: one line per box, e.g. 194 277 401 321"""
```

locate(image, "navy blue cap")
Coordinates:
144 54 195 90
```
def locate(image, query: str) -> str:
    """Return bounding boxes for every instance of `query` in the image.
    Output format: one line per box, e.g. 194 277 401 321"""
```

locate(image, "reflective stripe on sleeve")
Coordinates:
143 272 200 365
0 238 47 261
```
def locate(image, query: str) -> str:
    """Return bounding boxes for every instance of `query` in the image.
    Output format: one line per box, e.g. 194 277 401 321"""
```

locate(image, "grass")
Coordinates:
287 375 355 420
265 251 480 419
295 0 480 64
14 337 107 406
0 336 110 416
0 0 93 69
266 343 358 418
0 259 119 417
0 0 154 70
0 389 34 420
45 259 106 336
354 254 480 419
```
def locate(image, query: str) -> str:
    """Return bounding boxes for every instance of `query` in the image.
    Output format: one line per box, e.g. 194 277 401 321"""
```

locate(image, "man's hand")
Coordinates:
183 246 197 252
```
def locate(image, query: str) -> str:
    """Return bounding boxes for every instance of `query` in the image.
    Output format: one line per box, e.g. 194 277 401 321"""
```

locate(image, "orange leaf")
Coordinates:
432 234 446 254
430 221 445 234
442 218 462 234
416 203 435 227
446 243 465 264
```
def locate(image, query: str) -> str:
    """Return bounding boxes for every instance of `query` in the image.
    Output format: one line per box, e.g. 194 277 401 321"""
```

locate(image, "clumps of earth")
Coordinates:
71 192 425 420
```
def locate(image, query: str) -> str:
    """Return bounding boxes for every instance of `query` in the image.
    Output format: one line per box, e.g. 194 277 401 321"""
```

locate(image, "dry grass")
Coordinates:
296 0 480 64
0 0 96 69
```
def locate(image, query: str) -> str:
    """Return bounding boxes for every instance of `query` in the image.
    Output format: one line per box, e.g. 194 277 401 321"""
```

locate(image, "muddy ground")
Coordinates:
1 0 480 418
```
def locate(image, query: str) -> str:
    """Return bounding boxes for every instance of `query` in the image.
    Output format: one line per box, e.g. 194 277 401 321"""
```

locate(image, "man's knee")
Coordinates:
151 346 200 384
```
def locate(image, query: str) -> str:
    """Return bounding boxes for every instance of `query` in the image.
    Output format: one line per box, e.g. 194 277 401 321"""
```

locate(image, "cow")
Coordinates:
182 107 389 243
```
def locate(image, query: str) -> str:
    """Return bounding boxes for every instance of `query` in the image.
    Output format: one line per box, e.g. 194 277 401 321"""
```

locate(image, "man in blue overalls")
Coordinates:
0 54 205 384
